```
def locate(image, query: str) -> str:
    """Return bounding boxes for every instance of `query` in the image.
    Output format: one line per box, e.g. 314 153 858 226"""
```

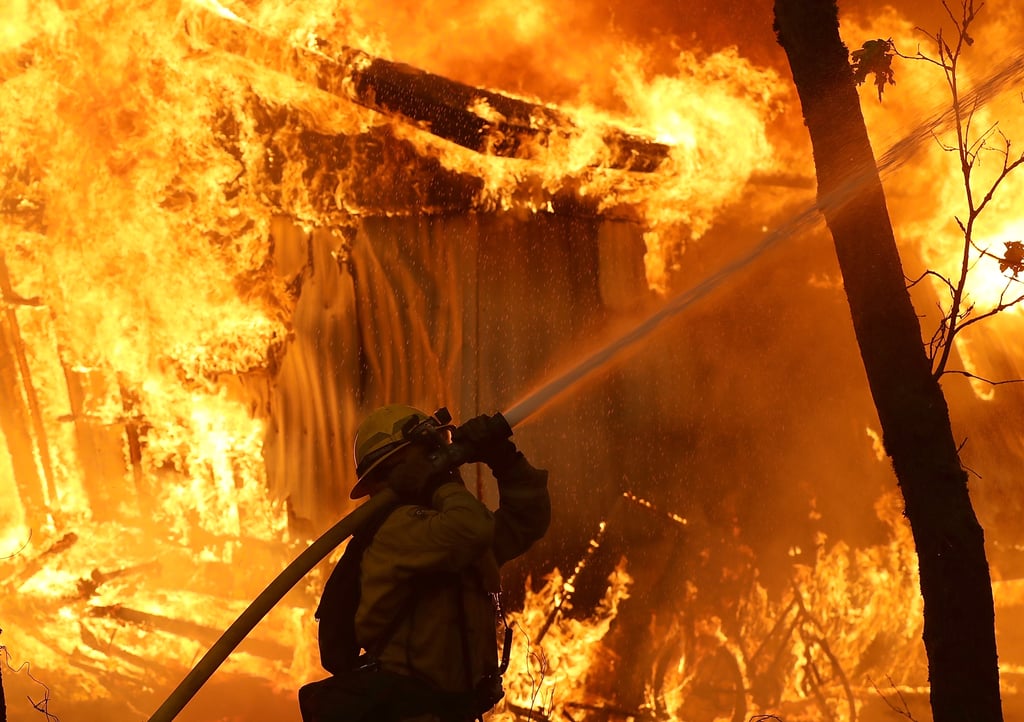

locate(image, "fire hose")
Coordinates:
146 47 1024 720
147 204 820 721
146 185 834 722
147 410 519 722
146 232 784 720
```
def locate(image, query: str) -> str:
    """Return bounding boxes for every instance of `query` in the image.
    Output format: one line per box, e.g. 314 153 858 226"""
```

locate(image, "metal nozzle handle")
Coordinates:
430 412 513 472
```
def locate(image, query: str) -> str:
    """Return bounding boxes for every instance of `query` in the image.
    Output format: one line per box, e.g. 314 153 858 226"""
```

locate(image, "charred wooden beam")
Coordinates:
188 10 670 172
78 620 154 671
335 47 669 172
67 648 154 709
0 326 46 528
504 702 552 721
59 365 134 522
535 521 608 644
0 254 56 525
117 379 153 516
73 561 162 600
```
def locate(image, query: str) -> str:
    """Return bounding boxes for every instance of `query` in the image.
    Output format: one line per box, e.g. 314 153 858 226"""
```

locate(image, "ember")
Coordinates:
2 1 1024 721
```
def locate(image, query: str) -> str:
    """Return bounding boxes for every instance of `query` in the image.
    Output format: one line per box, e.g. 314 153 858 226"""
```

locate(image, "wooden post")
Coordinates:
0 258 47 529
118 379 152 516
0 256 57 507
60 366 130 522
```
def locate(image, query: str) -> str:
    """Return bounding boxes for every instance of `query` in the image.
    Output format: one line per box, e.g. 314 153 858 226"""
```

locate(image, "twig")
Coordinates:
940 369 1024 386
906 268 955 293
897 1 1024 380
952 438 982 478
511 620 550 720
869 675 920 720
0 646 59 721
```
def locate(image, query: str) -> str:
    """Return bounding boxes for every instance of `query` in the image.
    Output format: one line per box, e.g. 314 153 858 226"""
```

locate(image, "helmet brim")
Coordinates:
349 440 412 499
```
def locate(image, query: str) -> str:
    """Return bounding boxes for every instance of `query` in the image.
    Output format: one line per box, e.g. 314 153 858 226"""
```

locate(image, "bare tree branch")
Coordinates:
940 369 1024 386
949 288 1024 334
869 675 921 720
907 268 954 290
905 0 1024 382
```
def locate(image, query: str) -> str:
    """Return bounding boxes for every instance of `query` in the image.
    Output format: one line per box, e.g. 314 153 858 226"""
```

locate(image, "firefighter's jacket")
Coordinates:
355 453 550 695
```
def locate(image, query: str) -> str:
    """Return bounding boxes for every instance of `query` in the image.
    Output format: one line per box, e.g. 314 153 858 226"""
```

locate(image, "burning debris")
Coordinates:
2 0 1024 721
187 6 672 174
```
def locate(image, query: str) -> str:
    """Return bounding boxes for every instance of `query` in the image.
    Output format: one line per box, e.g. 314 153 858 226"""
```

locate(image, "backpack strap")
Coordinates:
315 501 397 675
454 582 476 693
366 579 422 661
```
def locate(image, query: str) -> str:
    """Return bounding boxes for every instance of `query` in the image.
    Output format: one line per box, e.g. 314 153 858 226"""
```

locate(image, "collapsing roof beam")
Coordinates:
186 9 671 172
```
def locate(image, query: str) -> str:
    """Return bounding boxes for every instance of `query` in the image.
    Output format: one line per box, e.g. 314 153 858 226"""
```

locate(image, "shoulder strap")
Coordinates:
366 578 421 659
454 580 475 691
315 502 395 621
315 502 397 675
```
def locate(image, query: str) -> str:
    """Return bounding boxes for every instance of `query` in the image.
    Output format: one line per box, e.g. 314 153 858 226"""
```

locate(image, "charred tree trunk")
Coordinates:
773 2 1002 721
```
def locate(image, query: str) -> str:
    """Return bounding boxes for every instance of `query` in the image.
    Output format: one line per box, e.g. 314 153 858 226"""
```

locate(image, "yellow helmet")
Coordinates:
351 405 449 499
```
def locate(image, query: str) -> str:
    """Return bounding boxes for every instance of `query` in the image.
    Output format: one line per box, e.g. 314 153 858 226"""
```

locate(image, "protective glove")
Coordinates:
451 414 518 468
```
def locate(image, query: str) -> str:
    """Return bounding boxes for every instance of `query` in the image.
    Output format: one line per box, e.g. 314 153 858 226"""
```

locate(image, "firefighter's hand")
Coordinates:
452 414 517 468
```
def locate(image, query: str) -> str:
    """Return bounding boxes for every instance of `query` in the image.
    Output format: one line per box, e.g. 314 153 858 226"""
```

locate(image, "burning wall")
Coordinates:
2 0 1024 721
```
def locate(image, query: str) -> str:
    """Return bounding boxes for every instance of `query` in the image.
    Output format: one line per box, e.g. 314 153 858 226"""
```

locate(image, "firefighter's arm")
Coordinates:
372 478 496 577
450 414 551 564
491 453 550 565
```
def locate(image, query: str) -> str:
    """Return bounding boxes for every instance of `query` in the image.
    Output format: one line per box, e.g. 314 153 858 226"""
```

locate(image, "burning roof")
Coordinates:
2 0 1024 720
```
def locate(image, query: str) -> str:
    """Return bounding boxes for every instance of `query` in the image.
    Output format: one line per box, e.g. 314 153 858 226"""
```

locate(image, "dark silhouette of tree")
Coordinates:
772 1 1003 721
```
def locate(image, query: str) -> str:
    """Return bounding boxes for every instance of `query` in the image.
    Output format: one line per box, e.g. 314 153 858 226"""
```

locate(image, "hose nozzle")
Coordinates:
428 410 512 472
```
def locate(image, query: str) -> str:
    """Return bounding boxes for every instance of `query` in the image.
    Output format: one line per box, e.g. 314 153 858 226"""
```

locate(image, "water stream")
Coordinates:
147 53 1024 722
502 51 1024 429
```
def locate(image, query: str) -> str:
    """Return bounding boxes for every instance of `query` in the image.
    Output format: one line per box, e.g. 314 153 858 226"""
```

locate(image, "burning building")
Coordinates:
1 0 1023 721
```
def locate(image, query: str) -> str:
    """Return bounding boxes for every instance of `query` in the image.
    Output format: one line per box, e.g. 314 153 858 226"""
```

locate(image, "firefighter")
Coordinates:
300 404 551 722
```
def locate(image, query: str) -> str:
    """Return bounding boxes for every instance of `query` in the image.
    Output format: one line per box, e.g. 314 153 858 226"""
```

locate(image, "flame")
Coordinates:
477 492 932 722
843 6 1024 398
2 0 1021 718
780 493 927 710
494 559 632 720
0 0 311 706
388 43 788 292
